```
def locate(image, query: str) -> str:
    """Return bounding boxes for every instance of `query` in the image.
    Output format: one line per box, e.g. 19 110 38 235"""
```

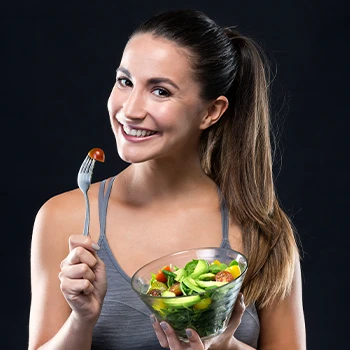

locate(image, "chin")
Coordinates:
117 149 150 164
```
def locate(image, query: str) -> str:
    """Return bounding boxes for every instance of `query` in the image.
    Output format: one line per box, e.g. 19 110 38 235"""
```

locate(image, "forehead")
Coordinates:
120 33 195 82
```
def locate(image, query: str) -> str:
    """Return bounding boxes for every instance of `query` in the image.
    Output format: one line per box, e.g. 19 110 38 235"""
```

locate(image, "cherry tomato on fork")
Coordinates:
88 148 105 162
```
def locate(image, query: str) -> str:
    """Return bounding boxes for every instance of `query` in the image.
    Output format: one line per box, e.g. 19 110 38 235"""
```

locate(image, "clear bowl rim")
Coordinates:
131 246 248 298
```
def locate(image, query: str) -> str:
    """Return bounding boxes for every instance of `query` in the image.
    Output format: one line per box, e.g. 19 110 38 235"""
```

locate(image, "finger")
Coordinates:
224 293 246 334
68 234 100 253
160 321 197 350
159 321 184 349
185 329 207 349
60 277 94 297
59 263 96 282
61 246 98 269
150 315 169 348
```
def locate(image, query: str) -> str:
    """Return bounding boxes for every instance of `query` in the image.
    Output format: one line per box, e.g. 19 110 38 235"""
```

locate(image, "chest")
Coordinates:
100 201 243 277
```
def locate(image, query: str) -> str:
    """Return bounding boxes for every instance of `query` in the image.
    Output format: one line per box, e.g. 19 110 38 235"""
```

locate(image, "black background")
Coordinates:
2 1 349 349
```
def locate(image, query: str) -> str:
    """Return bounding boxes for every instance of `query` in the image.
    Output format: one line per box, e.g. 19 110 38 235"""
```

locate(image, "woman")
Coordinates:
29 9 306 350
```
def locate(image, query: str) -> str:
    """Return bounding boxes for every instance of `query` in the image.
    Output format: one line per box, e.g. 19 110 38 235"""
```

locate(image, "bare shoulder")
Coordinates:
32 181 102 251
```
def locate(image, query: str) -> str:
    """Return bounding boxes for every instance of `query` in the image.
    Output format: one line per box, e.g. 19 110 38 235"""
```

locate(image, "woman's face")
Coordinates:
107 33 210 164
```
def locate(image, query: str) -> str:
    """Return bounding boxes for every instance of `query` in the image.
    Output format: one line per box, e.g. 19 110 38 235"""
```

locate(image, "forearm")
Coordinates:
210 337 256 350
232 338 256 350
34 313 95 350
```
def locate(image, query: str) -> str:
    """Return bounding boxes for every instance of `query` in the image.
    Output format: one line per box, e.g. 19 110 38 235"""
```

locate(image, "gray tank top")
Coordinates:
92 177 260 349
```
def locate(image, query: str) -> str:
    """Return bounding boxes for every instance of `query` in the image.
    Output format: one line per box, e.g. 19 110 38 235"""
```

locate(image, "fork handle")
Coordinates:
83 193 90 236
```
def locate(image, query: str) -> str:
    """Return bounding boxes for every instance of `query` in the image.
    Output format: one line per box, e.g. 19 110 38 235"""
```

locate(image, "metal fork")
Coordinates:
77 155 96 236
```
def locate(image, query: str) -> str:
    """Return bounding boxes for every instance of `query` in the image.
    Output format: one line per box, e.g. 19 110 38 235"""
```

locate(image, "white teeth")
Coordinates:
122 124 156 137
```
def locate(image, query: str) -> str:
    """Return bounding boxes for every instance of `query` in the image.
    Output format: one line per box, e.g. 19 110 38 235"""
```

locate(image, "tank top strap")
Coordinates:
98 176 116 243
217 187 231 249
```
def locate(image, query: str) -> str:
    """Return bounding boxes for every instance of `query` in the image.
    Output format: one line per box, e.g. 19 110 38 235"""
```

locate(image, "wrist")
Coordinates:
69 311 97 333
209 336 240 350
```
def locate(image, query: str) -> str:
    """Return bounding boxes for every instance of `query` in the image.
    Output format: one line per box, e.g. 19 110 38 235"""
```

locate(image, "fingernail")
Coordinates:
186 329 192 338
240 294 244 305
150 315 156 325
92 243 100 251
160 322 168 331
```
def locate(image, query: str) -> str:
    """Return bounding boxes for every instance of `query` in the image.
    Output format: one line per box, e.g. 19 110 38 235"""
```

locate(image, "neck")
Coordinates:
121 153 214 203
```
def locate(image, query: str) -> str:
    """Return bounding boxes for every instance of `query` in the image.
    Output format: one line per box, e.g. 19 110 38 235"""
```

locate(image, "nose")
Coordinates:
123 88 147 121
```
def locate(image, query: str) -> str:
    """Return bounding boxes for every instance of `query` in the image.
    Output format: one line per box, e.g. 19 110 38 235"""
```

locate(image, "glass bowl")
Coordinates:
131 247 248 342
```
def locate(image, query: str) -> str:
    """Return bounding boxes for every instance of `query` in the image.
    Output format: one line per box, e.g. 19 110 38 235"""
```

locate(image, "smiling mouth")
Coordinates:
122 124 157 137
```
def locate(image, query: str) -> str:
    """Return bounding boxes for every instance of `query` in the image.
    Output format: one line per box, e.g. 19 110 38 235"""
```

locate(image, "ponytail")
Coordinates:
200 28 300 308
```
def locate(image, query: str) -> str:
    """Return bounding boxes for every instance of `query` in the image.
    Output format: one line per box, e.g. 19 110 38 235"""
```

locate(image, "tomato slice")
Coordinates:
148 289 162 296
155 265 171 283
88 148 105 162
169 282 183 296
215 270 234 282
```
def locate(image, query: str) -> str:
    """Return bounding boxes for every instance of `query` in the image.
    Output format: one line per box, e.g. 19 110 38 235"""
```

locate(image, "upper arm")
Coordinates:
28 193 82 349
257 257 306 350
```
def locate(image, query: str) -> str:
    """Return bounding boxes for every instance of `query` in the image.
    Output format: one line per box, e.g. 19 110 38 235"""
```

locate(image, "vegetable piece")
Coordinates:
150 281 168 292
211 259 221 266
88 148 105 162
215 270 234 282
197 273 216 281
195 280 227 288
184 260 199 275
225 265 242 279
148 289 162 296
174 268 187 282
161 291 176 297
193 297 212 310
151 299 166 312
182 277 206 294
229 259 239 267
190 259 209 279
155 265 171 283
208 264 222 274
163 295 201 309
169 282 183 296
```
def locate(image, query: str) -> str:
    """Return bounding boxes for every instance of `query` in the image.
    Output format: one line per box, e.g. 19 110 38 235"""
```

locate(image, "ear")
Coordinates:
199 96 229 130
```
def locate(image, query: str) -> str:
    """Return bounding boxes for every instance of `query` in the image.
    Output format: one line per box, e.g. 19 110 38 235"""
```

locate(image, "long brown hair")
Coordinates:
133 9 301 308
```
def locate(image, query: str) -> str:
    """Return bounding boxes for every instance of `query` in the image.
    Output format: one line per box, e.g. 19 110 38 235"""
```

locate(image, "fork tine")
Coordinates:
79 155 96 174
79 155 90 173
86 158 96 175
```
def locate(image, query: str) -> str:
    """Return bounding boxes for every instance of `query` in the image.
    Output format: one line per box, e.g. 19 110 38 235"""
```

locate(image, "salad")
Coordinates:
144 258 244 339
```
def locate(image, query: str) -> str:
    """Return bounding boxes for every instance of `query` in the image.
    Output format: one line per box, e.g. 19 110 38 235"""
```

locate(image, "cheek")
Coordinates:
107 85 123 116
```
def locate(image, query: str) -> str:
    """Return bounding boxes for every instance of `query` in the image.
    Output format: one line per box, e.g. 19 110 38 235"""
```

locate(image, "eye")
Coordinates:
116 77 133 88
152 87 171 98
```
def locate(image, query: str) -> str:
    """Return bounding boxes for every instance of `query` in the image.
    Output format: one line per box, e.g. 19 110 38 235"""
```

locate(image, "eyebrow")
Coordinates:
116 67 180 90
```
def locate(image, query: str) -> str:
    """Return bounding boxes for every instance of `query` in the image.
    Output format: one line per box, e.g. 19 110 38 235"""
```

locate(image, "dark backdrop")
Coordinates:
2 1 348 349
